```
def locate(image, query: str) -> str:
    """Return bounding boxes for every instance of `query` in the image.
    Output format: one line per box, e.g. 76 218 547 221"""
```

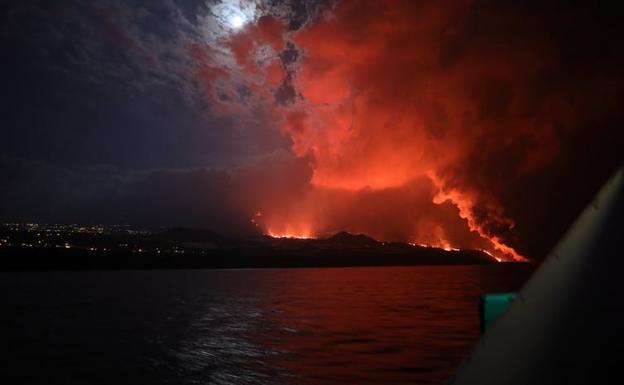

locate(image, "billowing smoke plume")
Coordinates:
188 0 624 261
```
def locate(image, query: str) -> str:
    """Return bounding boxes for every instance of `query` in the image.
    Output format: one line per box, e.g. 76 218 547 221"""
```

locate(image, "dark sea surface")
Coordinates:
1 265 533 385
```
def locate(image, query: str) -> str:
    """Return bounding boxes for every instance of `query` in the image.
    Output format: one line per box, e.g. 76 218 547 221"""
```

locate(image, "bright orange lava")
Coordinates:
429 173 527 262
266 230 314 240
266 230 501 262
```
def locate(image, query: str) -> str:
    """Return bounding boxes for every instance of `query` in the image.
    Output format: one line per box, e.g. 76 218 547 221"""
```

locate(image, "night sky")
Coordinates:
1 0 623 261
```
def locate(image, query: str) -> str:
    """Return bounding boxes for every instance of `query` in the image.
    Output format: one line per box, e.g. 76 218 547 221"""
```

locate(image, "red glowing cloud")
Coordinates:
270 1 543 260
193 1 624 261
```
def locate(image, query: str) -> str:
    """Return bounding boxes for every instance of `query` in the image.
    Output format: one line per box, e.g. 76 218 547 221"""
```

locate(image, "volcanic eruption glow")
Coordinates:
266 229 314 240
249 1 529 262
1 0 622 269
186 0 624 263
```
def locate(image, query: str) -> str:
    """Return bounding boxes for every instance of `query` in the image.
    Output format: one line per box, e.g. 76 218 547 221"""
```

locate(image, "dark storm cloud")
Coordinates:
0 0 318 229
0 0 308 170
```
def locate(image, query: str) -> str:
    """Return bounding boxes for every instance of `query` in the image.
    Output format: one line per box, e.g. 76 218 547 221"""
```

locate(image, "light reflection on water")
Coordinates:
0 265 532 384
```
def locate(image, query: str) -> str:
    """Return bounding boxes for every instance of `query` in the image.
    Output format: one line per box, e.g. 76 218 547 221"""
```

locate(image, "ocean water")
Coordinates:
0 265 532 385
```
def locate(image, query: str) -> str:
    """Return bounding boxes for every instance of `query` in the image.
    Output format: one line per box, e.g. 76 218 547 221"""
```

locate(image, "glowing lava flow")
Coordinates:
479 249 503 262
266 228 502 262
265 230 314 239
410 242 461 252
428 173 527 262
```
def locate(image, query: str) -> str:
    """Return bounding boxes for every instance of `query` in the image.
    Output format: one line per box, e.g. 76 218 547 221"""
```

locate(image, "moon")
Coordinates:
229 14 245 29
